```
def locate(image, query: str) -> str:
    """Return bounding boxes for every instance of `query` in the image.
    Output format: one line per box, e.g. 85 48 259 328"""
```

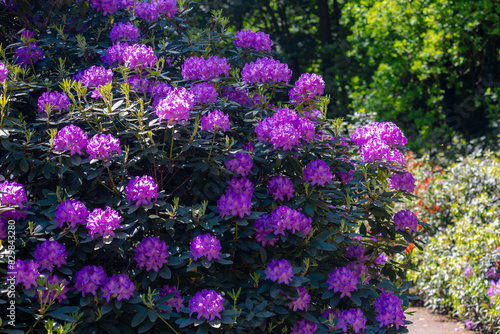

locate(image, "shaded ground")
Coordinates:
406 307 474 334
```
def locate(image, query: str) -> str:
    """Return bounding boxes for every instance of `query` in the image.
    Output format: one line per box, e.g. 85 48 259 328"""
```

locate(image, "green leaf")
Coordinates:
131 309 148 327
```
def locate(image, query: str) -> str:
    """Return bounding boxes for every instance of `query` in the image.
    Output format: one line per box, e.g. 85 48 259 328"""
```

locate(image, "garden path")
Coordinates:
406 307 475 334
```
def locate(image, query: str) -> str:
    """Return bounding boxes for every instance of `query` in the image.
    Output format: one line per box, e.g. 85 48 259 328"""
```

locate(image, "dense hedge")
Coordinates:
406 153 500 333
0 1 421 333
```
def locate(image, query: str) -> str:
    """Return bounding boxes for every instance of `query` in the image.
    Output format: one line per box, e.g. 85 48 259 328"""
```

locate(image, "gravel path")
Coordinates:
406 307 474 334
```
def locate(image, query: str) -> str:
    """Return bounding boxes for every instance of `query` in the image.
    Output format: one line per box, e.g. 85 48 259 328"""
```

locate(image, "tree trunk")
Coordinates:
317 0 332 45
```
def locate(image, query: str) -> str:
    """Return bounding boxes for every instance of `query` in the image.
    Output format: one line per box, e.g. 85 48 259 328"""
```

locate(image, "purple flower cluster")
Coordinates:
351 122 407 165
256 108 315 150
487 267 500 280
110 22 140 43
74 265 106 296
291 319 318 334
218 177 253 219
241 57 292 84
33 240 67 272
37 91 70 115
393 209 418 233
389 171 416 193
124 175 159 206
15 31 43 67
488 279 500 302
0 180 28 221
224 153 253 176
81 65 113 98
264 258 294 284
189 289 225 321
289 73 325 103
190 233 222 262
327 267 358 298
158 285 185 313
233 29 273 52
154 87 195 125
12 259 40 289
101 273 136 302
0 222 6 239
345 244 369 262
269 206 313 236
135 0 177 22
86 133 121 160
101 42 130 66
200 109 230 133
254 214 279 246
303 160 332 186
36 275 69 303
134 236 169 272
181 55 231 81
463 265 473 279
347 262 371 284
54 125 88 156
374 291 405 329
0 61 8 83
123 44 157 69
323 308 367 333
465 319 476 330
190 82 218 105
86 207 122 239
90 0 123 16
224 86 254 106
287 287 310 311
268 175 294 201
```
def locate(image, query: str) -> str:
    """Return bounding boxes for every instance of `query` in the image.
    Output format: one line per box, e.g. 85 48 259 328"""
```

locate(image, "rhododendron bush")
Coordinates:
0 1 422 333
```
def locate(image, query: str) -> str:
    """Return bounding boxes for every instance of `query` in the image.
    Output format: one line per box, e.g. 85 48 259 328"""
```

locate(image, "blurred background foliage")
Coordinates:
193 0 500 152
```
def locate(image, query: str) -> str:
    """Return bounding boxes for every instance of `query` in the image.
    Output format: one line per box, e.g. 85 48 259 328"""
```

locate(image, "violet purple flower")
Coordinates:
190 233 222 262
55 199 89 229
158 285 185 313
154 87 195 125
0 61 8 83
374 291 405 329
86 207 122 239
35 275 69 303
12 259 40 289
54 125 88 156
101 273 136 302
0 180 28 221
37 91 70 115
124 175 159 206
264 258 294 285
241 57 292 84
200 109 230 133
86 133 121 160
74 265 106 297
135 0 177 22
123 44 157 69
303 159 332 186
327 267 358 298
190 82 218 105
224 153 253 177
233 29 273 52
181 55 230 81
389 171 416 193
189 289 225 321
393 209 418 233
110 22 140 43
270 205 312 236
33 240 67 272
134 236 169 272
267 175 294 201
289 73 325 103
287 287 310 311
254 214 279 246
290 319 318 334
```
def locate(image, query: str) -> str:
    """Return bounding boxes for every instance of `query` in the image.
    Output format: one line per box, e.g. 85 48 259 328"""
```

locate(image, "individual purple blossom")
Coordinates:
135 0 177 22
393 209 418 233
347 262 371 284
134 236 169 272
74 265 106 297
101 274 136 302
101 42 130 66
463 265 473 279
287 287 310 311
37 91 70 115
488 279 500 301
327 267 358 298
90 0 121 15
123 44 157 69
200 109 230 133
374 253 388 265
81 65 113 88
124 175 159 206
54 125 88 156
255 107 315 150
268 175 294 201
190 233 222 262
190 82 218 105
233 29 273 52
338 169 355 184
110 22 140 43
224 153 252 176
264 258 294 284
465 319 475 330
345 245 369 262
158 285 185 313
189 289 225 321
151 82 174 108
389 171 416 193
0 180 28 221
35 275 69 303
55 199 89 229
374 291 405 329
181 55 230 81
15 34 43 67
33 240 67 272
254 214 279 246
290 319 318 334
241 57 292 84
154 87 195 125
289 73 325 103
338 308 367 333
86 207 122 239
217 190 252 219
487 267 500 280
12 259 40 289
270 206 313 236
0 61 8 83
224 86 253 106
86 133 121 160
303 160 332 186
